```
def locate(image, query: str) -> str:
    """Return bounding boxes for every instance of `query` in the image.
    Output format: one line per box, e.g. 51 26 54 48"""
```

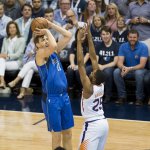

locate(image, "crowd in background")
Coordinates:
0 0 150 105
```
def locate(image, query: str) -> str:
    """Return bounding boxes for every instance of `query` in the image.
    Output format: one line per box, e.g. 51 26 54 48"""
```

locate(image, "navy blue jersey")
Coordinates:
112 29 128 46
37 52 67 95
90 25 102 46
95 41 119 65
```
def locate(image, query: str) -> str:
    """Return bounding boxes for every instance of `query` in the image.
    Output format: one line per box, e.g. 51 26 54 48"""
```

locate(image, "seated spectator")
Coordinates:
32 0 45 18
90 15 105 45
144 70 150 105
0 2 12 50
113 29 148 105
8 36 37 99
80 0 97 24
66 29 90 91
86 26 119 103
58 8 80 49
66 8 85 29
0 21 26 88
15 3 33 43
112 16 128 46
104 3 120 33
4 0 22 20
54 0 71 26
125 0 150 61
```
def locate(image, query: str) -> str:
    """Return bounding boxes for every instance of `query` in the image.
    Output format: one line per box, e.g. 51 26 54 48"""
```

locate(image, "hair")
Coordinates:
21 3 33 12
82 0 97 22
128 29 139 37
104 3 120 21
101 26 112 34
94 0 106 13
95 70 107 85
6 21 21 38
44 8 54 14
32 0 42 1
34 35 44 45
59 0 71 7
117 15 126 28
54 146 66 150
92 15 105 28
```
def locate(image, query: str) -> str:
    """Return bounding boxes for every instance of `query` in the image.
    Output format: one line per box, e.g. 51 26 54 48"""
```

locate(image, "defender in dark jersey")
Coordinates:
34 19 74 150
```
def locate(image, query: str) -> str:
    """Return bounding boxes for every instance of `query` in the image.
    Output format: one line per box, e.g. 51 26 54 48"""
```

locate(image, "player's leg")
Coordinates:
97 119 109 150
61 93 74 150
79 119 109 150
79 121 100 150
52 131 61 149
62 128 72 150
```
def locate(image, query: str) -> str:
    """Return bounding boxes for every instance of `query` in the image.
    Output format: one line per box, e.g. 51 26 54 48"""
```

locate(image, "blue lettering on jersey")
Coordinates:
92 98 102 111
52 58 61 71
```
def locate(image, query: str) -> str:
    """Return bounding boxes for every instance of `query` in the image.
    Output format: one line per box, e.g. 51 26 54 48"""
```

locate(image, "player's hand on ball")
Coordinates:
34 28 47 36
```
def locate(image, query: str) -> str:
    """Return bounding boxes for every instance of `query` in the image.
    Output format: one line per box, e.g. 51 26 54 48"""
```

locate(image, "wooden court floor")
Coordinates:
0 110 150 150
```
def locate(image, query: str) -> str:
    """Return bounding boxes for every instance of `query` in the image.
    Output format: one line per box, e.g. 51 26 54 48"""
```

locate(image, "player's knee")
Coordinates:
62 129 72 139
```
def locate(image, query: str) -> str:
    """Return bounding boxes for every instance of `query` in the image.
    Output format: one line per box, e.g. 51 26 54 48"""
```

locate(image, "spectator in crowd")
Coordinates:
144 70 150 105
96 26 119 102
15 3 32 43
125 0 150 41
86 26 119 103
125 0 150 54
4 0 22 20
54 0 71 26
90 15 105 45
104 3 120 33
114 29 148 105
71 0 87 18
95 0 107 17
58 9 81 49
44 8 60 40
0 2 12 51
8 36 37 99
0 21 26 88
66 29 90 92
66 8 85 29
32 0 45 18
112 16 128 46
80 0 97 24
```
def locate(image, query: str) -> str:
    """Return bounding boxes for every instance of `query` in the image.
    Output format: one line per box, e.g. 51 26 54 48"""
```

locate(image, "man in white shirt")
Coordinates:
15 3 32 43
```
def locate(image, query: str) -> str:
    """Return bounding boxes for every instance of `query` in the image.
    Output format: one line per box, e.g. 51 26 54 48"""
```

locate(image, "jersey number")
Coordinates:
92 98 102 112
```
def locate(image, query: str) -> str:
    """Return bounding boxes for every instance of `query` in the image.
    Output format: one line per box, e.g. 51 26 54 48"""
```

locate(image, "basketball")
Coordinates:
31 17 49 32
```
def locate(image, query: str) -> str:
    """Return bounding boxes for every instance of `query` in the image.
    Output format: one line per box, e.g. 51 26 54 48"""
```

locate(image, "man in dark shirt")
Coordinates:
86 26 119 102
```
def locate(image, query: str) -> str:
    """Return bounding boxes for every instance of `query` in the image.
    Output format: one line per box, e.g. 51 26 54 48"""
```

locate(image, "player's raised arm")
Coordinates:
87 25 99 71
77 28 92 97
47 21 72 53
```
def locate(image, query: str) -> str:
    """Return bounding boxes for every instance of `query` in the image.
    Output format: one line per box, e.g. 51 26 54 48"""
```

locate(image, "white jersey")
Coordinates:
81 84 105 120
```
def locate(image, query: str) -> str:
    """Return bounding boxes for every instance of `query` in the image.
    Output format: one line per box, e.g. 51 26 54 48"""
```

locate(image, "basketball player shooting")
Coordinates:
33 18 74 150
77 26 109 150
